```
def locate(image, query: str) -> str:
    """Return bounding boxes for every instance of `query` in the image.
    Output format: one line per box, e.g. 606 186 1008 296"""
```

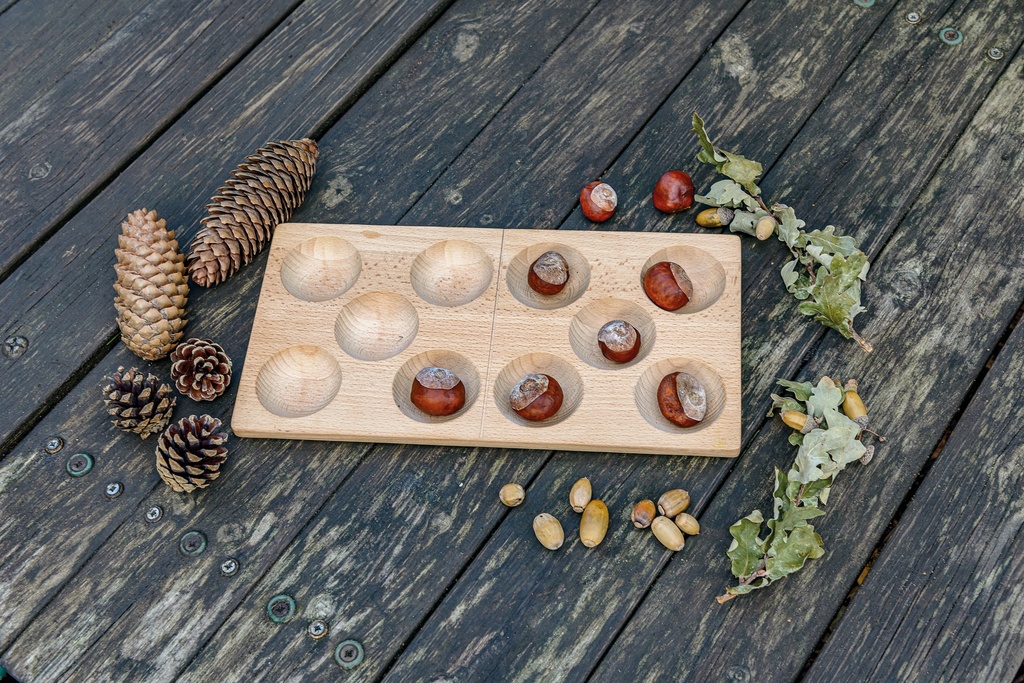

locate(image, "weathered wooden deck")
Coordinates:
1 0 1023 681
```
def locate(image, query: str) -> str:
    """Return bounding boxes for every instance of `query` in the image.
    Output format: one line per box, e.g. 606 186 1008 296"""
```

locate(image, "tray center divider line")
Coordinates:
480 229 506 439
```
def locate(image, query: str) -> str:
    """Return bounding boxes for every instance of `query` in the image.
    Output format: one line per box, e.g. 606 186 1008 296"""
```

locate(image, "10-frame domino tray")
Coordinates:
232 224 742 456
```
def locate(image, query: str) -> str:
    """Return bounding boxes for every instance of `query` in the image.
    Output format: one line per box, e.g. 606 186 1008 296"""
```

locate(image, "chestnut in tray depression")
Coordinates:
643 261 693 311
597 319 641 363
657 372 707 428
528 250 569 296
410 366 466 417
510 373 563 421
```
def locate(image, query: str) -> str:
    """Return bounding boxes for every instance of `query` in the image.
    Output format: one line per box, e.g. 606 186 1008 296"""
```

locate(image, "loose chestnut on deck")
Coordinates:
652 170 695 213
579 181 617 222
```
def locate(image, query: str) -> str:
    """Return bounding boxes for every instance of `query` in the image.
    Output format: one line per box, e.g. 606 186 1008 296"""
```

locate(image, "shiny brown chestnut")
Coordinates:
528 250 569 295
579 181 617 222
657 371 707 428
597 319 641 363
410 366 466 416
652 170 695 213
643 261 693 311
510 373 563 421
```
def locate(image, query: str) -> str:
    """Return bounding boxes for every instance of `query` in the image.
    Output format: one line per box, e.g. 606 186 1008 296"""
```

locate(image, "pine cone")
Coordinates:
113 209 189 360
155 414 228 493
102 366 176 438
187 138 318 287
170 338 232 401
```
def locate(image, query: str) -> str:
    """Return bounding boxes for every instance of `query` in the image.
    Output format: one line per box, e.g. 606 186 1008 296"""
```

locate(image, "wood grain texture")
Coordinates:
586 37 1024 683
0 0 453 451
804 312 1024 681
0 0 302 277
380 0 1024 680
233 224 742 456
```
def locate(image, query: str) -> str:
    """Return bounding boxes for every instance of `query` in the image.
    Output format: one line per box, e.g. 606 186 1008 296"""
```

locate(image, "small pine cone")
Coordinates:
102 366 176 438
187 139 318 287
155 414 228 493
113 209 190 360
170 338 232 401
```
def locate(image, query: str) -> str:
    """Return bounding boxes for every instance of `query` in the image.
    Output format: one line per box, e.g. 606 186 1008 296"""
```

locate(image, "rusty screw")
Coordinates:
335 640 364 669
66 453 94 477
179 530 208 556
267 595 296 623
44 437 64 454
220 558 239 577
145 506 163 523
939 27 963 45
2 335 28 359
104 482 123 499
307 620 328 639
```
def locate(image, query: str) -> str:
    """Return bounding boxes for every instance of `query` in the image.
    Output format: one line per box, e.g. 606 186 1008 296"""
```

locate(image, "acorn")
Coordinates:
781 410 818 434
657 489 690 518
695 207 734 228
843 379 868 426
569 477 592 513
499 483 526 507
674 512 700 535
651 516 685 551
579 499 609 548
631 500 656 529
755 215 777 241
533 513 564 550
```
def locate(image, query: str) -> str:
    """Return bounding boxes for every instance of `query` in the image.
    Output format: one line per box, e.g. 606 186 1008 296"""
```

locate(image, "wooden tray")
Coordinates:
232 224 741 456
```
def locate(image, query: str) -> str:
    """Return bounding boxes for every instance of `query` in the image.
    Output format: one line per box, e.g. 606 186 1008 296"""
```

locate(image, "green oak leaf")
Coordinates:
768 393 805 417
777 379 815 401
802 226 860 257
768 468 826 545
695 179 760 211
805 377 844 418
775 206 806 253
720 150 763 196
727 510 766 580
692 112 728 166
764 524 825 581
724 578 770 599
792 408 866 483
798 251 869 339
729 209 770 236
789 432 805 446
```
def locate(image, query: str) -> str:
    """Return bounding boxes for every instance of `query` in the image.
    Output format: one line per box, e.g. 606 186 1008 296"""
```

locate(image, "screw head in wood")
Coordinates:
267 594 296 623
179 530 207 556
987 47 1004 61
2 335 28 359
44 437 64 454
853 0 875 6
905 12 921 24
104 482 123 499
220 558 239 577
145 505 163 523
307 619 328 639
939 27 963 45
335 640 364 669
66 453 93 477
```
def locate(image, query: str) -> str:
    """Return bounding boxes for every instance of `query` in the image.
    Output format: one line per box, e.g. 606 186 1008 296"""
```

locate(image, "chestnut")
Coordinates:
657 372 707 428
579 181 617 222
652 170 694 213
510 373 563 421
643 261 693 311
528 250 569 295
597 319 641 363
410 366 466 416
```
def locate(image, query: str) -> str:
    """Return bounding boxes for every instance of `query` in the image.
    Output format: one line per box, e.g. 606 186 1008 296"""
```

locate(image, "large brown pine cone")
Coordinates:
102 366 175 438
113 209 189 360
170 338 232 401
187 138 318 287
155 414 228 493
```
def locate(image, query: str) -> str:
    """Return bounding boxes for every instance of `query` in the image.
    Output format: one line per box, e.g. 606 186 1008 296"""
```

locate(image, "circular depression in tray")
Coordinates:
569 297 656 370
411 239 494 307
634 358 726 434
640 245 726 314
256 344 342 417
335 291 419 361
281 235 362 302
492 353 583 428
506 242 591 310
393 350 481 423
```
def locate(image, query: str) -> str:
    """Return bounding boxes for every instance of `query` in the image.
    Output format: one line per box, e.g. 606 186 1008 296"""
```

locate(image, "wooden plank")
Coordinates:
585 34 1024 683
0 0 610 678
379 1 1024 680
0 0 454 452
0 0 303 278
232 224 742 457
804 313 1024 681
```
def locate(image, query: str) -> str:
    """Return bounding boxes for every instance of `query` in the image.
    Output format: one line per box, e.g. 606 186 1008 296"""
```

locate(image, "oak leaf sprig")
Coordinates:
718 377 880 604
691 113 872 352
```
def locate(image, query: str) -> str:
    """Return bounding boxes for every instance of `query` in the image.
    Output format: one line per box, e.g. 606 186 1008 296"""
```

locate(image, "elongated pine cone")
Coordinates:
187 138 319 287
102 366 176 438
155 414 228 493
113 209 189 360
170 338 232 401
